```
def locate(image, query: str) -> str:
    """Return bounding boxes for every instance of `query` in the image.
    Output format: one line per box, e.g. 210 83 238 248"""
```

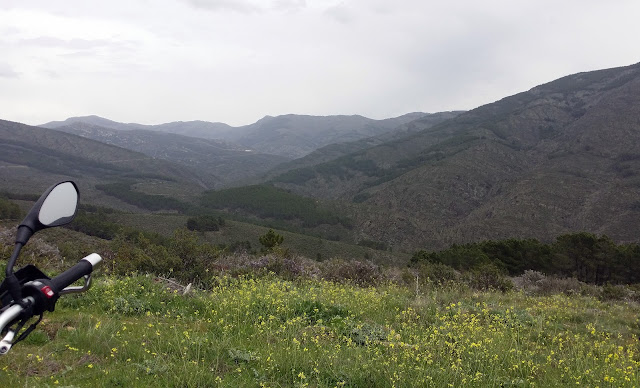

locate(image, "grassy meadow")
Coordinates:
1 273 639 387
1 217 639 387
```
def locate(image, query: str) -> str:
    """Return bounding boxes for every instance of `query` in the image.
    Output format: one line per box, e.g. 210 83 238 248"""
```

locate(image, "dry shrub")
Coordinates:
513 270 597 297
210 253 321 280
321 258 381 286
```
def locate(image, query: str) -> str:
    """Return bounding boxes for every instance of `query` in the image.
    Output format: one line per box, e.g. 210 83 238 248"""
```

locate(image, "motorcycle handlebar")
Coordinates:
50 253 102 293
1 253 101 325
0 254 101 354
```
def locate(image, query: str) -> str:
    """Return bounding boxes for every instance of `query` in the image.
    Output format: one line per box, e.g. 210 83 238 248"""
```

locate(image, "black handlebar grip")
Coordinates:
50 254 102 293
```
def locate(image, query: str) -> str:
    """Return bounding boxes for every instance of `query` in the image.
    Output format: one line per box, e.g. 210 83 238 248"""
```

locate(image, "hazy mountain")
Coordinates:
0 119 206 208
51 122 289 188
231 113 431 158
269 63 640 251
262 111 462 180
42 112 435 159
43 115 235 139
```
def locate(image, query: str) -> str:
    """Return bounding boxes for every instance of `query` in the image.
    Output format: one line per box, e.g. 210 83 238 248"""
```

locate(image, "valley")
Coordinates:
2 62 640 261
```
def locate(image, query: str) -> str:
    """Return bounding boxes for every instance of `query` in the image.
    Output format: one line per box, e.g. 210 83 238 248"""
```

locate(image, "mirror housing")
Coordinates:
15 181 79 245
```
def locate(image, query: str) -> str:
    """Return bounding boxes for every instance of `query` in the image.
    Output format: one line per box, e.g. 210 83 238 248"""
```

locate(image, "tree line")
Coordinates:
200 185 352 228
411 232 640 285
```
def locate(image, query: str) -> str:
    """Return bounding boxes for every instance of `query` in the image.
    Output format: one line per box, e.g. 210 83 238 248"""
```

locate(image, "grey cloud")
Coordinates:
41 69 61 79
0 0 20 10
183 0 305 13
20 36 115 50
60 51 101 59
183 0 263 13
272 0 306 12
0 26 20 37
18 36 139 61
324 4 355 24
0 63 19 78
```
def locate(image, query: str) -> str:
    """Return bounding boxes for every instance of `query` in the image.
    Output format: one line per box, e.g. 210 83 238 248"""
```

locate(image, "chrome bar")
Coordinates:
60 274 93 295
0 296 35 355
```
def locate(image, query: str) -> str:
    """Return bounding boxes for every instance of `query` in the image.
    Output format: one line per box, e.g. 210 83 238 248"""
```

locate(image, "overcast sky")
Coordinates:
1 0 639 127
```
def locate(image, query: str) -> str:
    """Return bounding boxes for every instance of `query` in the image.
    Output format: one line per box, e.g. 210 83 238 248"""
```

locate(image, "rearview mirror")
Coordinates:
38 182 79 227
16 181 79 245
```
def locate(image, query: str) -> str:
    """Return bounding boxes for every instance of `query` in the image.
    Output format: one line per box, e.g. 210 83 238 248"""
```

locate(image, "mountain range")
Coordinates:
3 62 640 254
41 112 459 189
268 62 640 250
46 122 288 188
42 112 436 159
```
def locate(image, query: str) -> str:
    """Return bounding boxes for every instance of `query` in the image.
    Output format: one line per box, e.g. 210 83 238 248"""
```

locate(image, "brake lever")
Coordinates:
59 274 93 296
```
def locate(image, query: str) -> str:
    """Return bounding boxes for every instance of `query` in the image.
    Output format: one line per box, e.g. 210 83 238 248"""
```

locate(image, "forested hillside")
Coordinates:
269 63 640 251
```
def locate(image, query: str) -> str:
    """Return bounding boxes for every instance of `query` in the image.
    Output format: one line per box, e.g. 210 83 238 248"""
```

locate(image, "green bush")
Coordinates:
345 322 387 346
467 263 513 292
0 197 22 220
186 215 224 232
416 262 459 285
292 300 349 324
108 228 221 283
600 283 628 301
259 229 284 253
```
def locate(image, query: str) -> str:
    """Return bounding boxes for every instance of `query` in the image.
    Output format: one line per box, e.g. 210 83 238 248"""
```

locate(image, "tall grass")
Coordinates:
1 273 639 387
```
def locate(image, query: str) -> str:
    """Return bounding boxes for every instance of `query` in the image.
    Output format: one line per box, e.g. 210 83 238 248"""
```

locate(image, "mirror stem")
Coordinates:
15 226 34 246
5 244 24 302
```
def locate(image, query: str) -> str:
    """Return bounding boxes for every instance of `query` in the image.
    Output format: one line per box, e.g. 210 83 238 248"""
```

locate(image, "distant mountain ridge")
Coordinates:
42 115 234 138
42 112 444 159
261 111 462 180
0 119 206 209
50 122 288 188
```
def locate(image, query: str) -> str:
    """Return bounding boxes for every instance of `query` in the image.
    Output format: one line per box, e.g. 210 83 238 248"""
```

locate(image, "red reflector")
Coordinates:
41 286 55 298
